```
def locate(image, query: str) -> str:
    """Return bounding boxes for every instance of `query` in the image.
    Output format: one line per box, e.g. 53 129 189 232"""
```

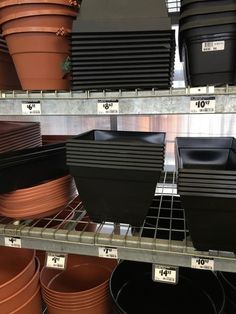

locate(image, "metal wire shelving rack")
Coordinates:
0 171 236 273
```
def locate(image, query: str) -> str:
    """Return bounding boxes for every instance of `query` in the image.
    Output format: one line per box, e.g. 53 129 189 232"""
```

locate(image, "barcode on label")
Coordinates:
202 41 225 52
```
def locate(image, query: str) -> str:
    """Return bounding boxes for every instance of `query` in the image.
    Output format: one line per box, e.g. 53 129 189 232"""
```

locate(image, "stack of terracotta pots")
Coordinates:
0 121 41 153
0 174 78 219
40 254 117 314
0 0 79 91
0 247 41 314
0 33 20 90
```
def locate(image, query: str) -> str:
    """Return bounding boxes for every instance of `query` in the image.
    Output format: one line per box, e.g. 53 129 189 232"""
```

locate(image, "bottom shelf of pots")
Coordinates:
0 171 236 273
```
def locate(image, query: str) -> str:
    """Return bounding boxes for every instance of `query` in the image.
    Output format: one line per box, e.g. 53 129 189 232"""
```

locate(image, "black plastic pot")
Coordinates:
67 130 165 225
110 261 224 314
218 272 236 314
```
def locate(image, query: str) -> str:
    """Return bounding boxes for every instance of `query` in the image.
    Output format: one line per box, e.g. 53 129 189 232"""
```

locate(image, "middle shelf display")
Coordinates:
0 125 236 272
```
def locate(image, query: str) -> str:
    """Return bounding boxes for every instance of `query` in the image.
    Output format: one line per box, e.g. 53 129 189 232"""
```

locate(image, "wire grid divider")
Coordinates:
0 172 236 271
166 0 180 13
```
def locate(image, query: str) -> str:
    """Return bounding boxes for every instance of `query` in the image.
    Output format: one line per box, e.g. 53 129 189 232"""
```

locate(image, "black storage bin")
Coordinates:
110 260 224 314
176 137 236 252
67 130 165 225
0 143 68 194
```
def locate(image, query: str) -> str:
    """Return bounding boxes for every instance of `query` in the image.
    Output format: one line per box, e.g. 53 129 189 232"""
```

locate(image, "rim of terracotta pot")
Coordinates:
47 264 112 295
0 248 35 300
0 0 79 9
46 295 111 314
43 282 109 302
0 9 77 26
42 289 109 308
2 26 72 37
0 257 40 313
11 285 41 314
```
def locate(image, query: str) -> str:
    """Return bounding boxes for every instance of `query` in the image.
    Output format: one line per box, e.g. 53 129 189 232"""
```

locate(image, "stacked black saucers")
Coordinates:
66 130 166 226
70 0 175 91
179 0 236 87
0 143 69 194
176 136 236 252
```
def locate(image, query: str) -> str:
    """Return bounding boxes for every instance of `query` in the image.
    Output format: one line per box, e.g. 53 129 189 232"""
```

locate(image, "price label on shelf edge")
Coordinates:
97 100 119 114
191 257 214 271
4 236 22 248
190 96 216 113
22 101 41 115
46 252 67 269
153 264 179 285
98 247 118 259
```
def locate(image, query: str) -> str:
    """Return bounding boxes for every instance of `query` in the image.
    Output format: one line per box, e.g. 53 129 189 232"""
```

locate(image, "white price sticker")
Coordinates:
4 236 21 248
97 100 119 114
153 265 178 284
191 257 214 271
190 96 216 113
202 41 225 52
22 101 41 115
98 247 118 259
46 253 67 269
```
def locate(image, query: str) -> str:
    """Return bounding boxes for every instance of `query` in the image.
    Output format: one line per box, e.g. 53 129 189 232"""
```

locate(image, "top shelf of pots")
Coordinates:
66 130 166 226
175 136 236 252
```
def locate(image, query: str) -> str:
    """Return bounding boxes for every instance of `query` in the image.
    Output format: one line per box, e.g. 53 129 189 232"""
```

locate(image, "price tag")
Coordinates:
22 101 41 115
46 252 67 269
191 257 214 271
190 96 216 113
98 247 118 259
202 41 225 52
4 236 21 248
153 264 179 284
97 100 119 114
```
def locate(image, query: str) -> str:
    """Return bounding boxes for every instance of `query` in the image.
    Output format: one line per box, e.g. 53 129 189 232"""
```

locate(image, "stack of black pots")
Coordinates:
179 0 236 87
70 0 175 91
176 137 236 252
66 130 166 226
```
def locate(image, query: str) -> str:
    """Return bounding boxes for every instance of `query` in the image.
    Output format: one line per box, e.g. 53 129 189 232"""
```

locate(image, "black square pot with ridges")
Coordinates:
67 130 166 225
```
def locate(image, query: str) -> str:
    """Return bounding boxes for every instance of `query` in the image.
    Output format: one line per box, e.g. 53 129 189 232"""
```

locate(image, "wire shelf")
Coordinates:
166 0 180 13
1 171 236 272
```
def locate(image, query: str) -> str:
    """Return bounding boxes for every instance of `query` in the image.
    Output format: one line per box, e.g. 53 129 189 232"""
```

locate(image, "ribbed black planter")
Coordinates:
67 130 165 225
176 137 236 252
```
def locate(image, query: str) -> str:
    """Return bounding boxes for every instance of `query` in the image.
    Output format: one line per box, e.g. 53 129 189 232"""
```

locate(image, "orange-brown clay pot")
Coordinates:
0 50 21 90
0 0 78 91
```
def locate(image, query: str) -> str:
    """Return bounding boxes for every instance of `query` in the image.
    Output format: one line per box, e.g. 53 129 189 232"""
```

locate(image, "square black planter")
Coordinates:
176 136 236 252
67 130 166 225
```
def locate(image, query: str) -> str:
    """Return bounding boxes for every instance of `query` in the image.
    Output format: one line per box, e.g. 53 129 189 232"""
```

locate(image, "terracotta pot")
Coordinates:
0 257 40 313
0 0 78 90
12 285 42 314
0 50 21 89
0 247 35 301
40 255 117 295
47 297 112 314
43 290 110 308
48 264 112 294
